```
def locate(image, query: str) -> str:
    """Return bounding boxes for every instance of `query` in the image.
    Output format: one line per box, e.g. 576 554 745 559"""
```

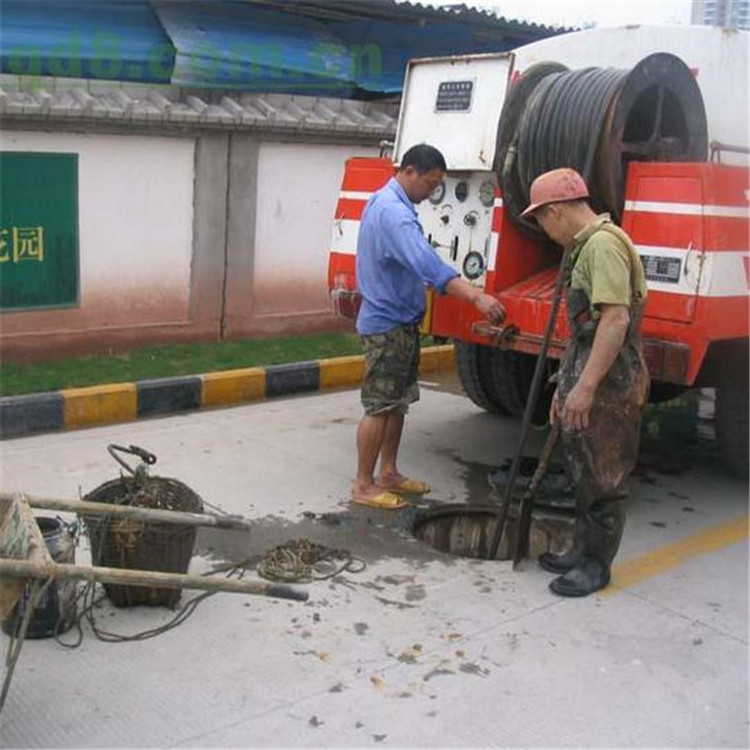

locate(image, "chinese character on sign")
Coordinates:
0 226 45 263
0 229 9 263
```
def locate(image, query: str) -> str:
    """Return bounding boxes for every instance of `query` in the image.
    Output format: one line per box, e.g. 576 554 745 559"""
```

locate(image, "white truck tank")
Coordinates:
512 25 749 161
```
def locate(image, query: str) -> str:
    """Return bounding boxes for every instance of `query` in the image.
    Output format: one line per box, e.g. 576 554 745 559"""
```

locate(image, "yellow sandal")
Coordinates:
388 478 430 495
352 491 410 510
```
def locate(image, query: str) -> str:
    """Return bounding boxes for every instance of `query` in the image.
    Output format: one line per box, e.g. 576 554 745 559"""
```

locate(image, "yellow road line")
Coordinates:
607 513 749 593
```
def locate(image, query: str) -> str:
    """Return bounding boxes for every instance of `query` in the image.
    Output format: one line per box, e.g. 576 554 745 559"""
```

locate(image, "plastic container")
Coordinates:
1 516 77 639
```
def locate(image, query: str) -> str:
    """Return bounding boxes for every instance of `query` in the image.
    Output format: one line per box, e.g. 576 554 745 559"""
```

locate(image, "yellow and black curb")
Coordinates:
0 345 456 440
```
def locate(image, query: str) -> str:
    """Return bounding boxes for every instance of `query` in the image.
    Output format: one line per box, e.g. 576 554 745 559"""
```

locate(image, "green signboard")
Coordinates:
0 152 79 310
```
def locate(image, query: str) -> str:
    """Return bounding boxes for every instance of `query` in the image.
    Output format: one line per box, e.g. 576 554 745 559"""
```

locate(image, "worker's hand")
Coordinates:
474 293 506 325
560 381 595 431
549 388 560 424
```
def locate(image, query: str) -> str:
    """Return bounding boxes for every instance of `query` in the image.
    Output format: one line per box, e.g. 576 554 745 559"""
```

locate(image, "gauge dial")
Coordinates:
454 181 468 202
462 251 485 280
429 181 446 204
479 180 495 207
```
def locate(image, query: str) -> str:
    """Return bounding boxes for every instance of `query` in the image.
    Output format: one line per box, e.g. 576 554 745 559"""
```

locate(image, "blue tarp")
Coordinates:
327 16 513 93
0 0 175 83
152 0 358 96
0 1 554 95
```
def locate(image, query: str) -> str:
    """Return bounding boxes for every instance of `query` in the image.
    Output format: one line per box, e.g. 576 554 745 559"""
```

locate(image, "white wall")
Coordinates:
1 131 195 325
253 142 377 317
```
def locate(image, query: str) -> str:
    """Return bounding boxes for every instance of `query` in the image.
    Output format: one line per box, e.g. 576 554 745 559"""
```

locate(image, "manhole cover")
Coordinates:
412 504 575 560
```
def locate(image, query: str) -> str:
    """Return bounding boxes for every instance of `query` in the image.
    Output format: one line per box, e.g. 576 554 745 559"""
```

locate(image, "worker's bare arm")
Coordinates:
445 277 506 325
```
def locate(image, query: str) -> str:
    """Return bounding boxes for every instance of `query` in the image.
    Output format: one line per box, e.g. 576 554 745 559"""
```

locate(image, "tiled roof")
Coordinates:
0 75 399 136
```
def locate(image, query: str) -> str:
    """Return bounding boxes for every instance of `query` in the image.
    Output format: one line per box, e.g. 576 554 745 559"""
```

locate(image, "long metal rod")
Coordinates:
511 420 560 568
0 492 253 532
0 559 308 602
487 245 570 560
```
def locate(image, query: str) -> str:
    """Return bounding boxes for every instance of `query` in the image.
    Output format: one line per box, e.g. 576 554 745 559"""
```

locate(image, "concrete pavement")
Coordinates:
0 379 747 748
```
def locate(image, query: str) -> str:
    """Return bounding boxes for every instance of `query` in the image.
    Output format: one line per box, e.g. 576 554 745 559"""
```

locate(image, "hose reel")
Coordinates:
496 52 708 238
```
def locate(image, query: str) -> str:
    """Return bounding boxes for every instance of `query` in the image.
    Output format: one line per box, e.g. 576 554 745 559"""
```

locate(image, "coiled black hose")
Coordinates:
496 53 708 238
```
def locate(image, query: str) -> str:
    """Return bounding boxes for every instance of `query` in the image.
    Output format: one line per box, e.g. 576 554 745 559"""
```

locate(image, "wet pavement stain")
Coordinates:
397 650 420 664
354 622 369 635
432 447 494 507
423 667 455 682
460 662 490 677
379 575 415 586
308 716 323 728
375 596 416 610
329 683 344 693
405 584 426 601
196 508 433 567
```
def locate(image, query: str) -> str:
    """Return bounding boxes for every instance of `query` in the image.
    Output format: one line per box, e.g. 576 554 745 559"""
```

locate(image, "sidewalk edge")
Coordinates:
0 345 456 439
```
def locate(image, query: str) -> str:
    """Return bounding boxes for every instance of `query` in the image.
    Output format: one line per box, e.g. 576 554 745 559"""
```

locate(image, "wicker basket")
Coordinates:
84 474 203 608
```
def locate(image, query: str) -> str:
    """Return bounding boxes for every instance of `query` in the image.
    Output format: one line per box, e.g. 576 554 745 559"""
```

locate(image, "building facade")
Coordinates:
691 0 750 30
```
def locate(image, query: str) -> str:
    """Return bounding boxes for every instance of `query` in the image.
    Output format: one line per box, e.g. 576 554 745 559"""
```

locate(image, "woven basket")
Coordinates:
84 475 203 608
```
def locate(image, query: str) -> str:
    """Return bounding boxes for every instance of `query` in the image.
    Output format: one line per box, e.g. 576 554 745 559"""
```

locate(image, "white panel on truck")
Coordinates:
393 53 513 171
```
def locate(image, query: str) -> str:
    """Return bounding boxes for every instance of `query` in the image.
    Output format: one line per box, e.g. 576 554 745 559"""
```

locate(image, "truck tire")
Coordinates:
486 349 554 425
454 341 552 423
715 378 749 477
454 341 506 413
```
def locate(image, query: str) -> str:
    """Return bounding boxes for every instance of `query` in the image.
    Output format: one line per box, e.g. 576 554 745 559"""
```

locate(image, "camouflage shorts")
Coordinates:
360 324 421 416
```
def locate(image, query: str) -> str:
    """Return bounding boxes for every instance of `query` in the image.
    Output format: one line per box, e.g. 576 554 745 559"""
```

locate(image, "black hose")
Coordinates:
497 53 708 238
501 66 628 239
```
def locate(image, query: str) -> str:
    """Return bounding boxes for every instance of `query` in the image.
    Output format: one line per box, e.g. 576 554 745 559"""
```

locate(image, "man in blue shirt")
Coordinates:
353 144 505 509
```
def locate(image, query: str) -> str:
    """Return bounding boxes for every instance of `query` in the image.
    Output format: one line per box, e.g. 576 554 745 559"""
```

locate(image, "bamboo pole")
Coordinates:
0 558 308 602
0 492 253 532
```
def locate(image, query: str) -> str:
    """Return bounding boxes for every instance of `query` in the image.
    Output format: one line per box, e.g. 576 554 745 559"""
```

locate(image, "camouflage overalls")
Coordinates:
558 221 650 571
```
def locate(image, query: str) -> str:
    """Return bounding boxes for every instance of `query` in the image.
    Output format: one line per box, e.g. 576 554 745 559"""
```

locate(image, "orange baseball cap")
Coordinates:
521 168 589 218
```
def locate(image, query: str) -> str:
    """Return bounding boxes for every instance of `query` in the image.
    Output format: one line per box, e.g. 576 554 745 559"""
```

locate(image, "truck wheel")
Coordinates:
454 342 552 423
715 378 749 477
454 341 507 413
486 349 554 425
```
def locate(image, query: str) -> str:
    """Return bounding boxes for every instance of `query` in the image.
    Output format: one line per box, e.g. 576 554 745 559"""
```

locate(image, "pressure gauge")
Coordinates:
462 251 485 280
455 181 468 202
429 181 446 204
479 180 495 207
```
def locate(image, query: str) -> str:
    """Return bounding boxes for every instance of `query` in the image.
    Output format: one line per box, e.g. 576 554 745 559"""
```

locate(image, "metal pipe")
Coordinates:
0 559 309 602
0 492 253 532
487 244 570 561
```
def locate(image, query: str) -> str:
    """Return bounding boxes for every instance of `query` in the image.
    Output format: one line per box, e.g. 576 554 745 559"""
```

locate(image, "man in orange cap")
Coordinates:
521 168 650 596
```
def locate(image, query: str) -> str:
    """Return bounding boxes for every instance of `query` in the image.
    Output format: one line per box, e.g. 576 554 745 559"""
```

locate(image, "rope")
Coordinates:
54 557 253 648
258 538 365 583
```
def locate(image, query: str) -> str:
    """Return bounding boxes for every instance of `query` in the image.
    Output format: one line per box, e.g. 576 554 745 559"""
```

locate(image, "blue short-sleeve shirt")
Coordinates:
355 178 458 335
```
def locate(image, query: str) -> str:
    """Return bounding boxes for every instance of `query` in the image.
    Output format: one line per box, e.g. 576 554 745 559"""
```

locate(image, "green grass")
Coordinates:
0 333 369 397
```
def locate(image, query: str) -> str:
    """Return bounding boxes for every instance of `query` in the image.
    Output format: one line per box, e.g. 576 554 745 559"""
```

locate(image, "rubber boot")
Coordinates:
538 548 582 574
584 497 626 568
548 498 625 596
549 556 611 597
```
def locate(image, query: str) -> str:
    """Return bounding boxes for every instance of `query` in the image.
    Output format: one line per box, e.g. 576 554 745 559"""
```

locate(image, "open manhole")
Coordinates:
412 504 575 561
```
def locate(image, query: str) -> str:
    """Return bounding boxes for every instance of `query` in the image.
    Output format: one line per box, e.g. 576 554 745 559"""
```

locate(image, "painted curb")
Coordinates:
0 392 65 438
0 344 456 440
